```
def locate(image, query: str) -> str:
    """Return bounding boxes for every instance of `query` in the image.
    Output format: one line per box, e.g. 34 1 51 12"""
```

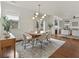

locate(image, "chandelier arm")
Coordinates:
38 4 40 14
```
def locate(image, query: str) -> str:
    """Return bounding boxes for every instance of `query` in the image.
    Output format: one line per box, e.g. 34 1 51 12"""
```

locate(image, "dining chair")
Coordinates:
22 34 32 49
34 30 45 45
37 32 47 48
46 32 52 41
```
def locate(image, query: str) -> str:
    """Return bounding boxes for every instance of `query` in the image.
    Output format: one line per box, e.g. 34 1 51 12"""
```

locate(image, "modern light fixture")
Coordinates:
32 4 46 20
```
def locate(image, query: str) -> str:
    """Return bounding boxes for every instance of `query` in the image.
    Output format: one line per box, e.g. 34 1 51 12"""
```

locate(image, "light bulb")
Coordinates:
42 16 45 18
35 16 37 17
32 17 35 19
44 14 46 16
36 12 39 15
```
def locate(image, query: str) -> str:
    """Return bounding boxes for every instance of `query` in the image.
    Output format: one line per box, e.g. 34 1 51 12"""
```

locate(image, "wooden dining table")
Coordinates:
27 32 41 39
27 31 48 48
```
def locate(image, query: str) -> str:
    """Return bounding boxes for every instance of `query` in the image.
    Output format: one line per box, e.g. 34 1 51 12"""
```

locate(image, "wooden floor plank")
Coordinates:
49 36 79 58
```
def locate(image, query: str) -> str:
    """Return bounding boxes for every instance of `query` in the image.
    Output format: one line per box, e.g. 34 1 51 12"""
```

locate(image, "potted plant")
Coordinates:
1 16 11 38
48 23 53 29
48 23 53 34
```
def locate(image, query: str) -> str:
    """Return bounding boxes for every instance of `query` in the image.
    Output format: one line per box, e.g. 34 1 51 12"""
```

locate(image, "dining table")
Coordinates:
26 31 49 48
27 32 41 39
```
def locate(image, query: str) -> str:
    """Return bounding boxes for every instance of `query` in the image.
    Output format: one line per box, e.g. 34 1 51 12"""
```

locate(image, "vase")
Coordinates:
3 31 10 38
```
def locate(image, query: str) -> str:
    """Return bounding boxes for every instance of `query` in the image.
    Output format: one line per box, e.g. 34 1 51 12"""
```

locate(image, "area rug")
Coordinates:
16 38 65 58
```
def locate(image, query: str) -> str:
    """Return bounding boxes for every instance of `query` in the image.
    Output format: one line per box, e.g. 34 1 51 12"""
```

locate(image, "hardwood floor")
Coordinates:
49 36 79 58
1 35 79 58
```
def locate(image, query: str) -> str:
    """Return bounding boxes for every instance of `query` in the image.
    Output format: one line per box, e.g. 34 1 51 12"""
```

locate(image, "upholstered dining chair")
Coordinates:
46 32 52 41
22 33 32 49
37 32 48 48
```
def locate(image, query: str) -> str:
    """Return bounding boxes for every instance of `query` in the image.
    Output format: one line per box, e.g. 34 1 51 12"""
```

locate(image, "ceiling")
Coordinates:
3 1 79 17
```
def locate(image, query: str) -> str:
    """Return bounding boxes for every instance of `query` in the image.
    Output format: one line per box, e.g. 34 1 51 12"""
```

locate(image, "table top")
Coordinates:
26 30 48 39
0 32 16 40
28 33 41 39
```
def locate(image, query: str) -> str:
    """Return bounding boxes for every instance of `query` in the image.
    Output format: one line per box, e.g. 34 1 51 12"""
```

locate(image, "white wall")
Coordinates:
0 2 1 37
19 9 34 34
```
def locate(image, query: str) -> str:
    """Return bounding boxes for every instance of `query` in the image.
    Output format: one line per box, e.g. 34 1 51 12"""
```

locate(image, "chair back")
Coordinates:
23 33 32 40
23 34 27 41
46 32 51 39
38 32 47 40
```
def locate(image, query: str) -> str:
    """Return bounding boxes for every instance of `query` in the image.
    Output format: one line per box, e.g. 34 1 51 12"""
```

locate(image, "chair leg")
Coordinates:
40 41 43 48
21 42 23 46
23 41 27 49
24 44 26 49
36 39 39 44
32 40 35 47
47 38 49 41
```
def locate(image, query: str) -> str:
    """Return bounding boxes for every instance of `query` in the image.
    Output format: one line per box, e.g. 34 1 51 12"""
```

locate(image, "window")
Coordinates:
6 15 19 29
55 20 58 26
